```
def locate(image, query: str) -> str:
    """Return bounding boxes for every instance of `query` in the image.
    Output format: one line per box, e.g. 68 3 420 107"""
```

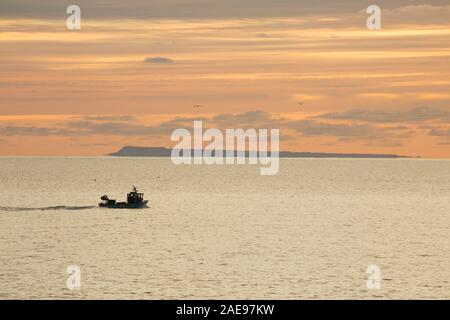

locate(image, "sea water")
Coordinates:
0 157 449 299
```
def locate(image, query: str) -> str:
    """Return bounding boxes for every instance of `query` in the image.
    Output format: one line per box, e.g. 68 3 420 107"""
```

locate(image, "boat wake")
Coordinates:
0 206 97 212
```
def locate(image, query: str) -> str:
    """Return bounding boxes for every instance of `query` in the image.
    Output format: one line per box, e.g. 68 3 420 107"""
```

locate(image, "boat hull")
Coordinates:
99 200 148 209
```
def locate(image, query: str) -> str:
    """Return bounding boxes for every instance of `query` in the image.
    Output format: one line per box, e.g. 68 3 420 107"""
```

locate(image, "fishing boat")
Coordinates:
99 186 148 209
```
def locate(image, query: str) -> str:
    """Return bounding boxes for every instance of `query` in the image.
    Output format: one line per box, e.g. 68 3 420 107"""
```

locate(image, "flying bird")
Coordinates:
193 105 202 108
297 101 305 107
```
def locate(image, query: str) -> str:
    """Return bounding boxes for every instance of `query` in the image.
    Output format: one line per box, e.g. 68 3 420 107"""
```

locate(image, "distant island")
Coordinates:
109 146 412 159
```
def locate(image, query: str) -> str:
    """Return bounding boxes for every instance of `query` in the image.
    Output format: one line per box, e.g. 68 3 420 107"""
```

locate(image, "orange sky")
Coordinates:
1 2 450 157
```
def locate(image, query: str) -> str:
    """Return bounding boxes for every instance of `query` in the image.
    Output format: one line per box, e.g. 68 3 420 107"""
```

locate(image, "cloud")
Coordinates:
156 111 277 129
0 0 380 19
287 119 411 140
3 0 450 21
0 110 414 144
211 110 277 126
314 107 450 124
429 127 450 137
0 125 59 136
83 115 136 122
0 119 166 137
66 120 169 136
144 57 174 64
428 126 450 144
391 4 450 13
363 140 404 147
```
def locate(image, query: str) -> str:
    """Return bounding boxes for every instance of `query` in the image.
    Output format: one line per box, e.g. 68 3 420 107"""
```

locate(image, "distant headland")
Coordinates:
109 146 413 159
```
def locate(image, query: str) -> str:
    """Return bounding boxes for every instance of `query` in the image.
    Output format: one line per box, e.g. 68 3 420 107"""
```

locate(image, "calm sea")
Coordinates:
0 157 449 299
